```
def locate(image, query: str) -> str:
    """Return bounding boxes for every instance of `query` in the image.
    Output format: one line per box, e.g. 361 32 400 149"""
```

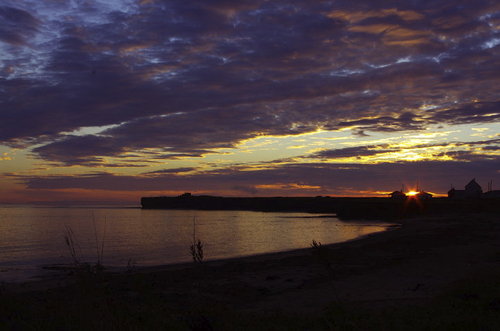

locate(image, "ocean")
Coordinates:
0 205 390 282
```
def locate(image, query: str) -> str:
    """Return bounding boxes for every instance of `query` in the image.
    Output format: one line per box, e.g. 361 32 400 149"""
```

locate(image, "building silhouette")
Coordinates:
448 178 484 199
414 191 433 200
389 185 433 200
389 190 407 199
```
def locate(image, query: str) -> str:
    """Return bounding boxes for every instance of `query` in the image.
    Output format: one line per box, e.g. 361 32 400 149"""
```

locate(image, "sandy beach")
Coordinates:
2 212 500 329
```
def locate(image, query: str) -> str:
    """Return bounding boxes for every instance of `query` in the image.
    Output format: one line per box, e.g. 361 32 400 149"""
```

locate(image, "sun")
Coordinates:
407 191 418 196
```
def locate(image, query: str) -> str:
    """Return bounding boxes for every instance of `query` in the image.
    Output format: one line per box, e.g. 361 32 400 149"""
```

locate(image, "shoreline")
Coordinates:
0 212 393 286
2 212 500 328
5 217 396 290
141 195 500 219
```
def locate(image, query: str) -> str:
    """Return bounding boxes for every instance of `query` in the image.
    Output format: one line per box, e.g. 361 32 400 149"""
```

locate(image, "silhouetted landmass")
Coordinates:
141 194 500 219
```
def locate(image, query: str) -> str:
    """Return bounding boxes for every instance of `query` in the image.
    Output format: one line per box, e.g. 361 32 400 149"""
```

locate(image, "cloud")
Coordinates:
0 0 498 167
312 145 393 159
0 6 39 45
145 167 197 175
32 135 124 166
307 138 500 161
429 101 500 125
18 158 500 196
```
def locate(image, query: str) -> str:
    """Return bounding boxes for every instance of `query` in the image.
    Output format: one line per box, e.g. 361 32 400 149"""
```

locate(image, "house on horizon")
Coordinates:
389 186 433 200
389 190 407 199
483 190 500 198
448 178 483 199
483 180 500 199
414 191 433 200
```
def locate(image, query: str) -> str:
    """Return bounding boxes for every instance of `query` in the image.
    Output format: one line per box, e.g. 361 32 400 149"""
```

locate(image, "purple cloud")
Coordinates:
0 6 39 45
0 0 498 167
18 158 499 195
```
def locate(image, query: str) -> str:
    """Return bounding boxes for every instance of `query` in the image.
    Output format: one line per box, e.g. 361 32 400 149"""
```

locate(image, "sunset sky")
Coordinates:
1 0 499 204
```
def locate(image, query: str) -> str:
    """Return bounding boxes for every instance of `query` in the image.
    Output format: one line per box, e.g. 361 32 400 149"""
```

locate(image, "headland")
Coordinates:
141 193 500 219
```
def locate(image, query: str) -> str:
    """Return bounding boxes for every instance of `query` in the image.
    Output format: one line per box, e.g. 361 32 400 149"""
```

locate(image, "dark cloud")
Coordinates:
0 0 498 166
308 138 500 160
429 101 500 125
32 102 318 164
312 145 393 159
145 167 197 175
32 135 123 166
456 138 500 147
0 6 38 45
327 112 426 132
434 150 491 162
19 158 500 195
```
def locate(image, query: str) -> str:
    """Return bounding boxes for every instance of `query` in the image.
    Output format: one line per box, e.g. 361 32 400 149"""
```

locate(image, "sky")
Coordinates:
0 0 499 204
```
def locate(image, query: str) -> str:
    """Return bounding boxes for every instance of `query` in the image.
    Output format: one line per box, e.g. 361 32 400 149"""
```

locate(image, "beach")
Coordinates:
2 212 500 329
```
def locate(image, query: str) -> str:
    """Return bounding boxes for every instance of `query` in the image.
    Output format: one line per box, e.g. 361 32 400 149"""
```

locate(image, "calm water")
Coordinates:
0 205 390 282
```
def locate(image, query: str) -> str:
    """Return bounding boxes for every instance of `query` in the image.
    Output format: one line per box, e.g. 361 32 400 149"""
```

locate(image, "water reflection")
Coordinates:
0 206 390 281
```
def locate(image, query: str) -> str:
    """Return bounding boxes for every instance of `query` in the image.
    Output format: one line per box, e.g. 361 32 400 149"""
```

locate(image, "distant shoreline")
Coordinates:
141 194 500 219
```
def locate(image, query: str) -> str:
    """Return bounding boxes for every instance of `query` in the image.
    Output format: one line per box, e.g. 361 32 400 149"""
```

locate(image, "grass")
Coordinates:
190 239 204 264
62 213 107 274
92 213 107 269
311 239 332 270
190 217 204 264
311 239 341 303
64 225 80 266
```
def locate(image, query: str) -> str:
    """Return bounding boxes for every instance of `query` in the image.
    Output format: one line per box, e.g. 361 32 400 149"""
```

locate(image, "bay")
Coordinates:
0 205 390 282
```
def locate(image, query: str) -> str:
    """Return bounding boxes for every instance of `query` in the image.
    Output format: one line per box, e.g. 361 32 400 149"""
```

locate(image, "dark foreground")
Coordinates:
2 213 500 330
